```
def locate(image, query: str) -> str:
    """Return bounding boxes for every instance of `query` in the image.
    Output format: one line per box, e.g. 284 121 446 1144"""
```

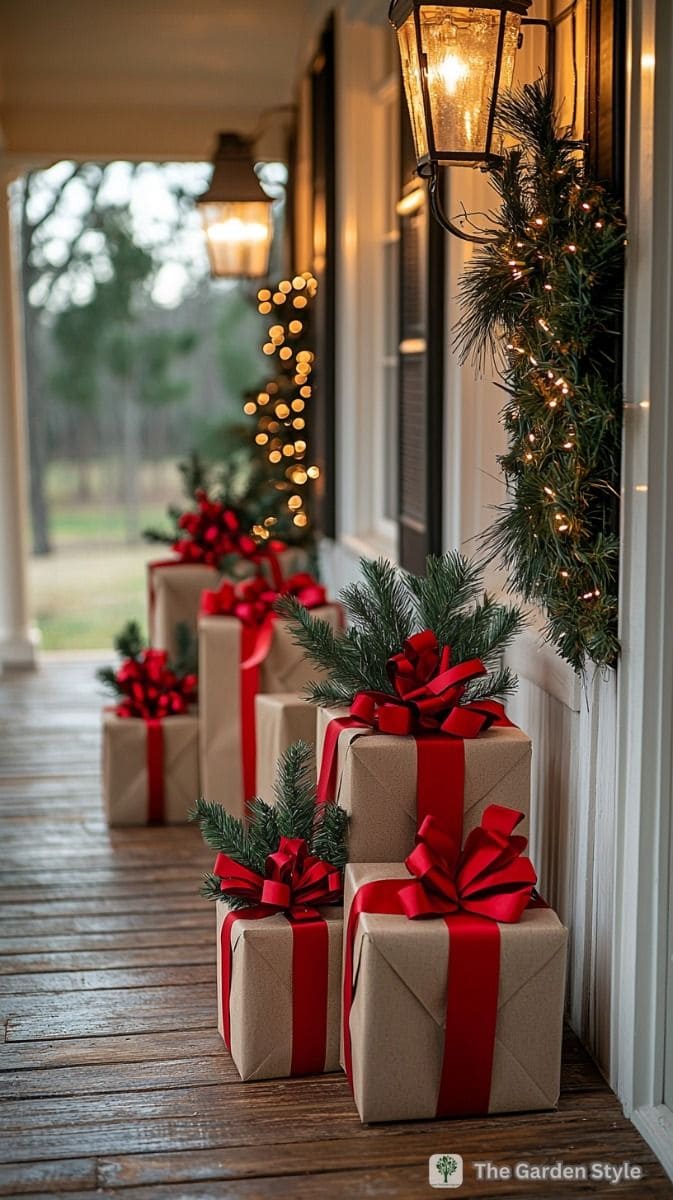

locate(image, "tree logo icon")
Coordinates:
429 1153 463 1188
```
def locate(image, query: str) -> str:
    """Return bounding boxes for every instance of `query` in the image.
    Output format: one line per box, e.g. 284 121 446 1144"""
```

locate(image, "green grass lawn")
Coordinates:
29 473 181 650
30 542 160 651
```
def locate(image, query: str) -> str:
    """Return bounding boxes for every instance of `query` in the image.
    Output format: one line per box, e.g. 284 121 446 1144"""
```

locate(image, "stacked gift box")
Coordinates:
98 539 568 1124
100 489 333 826
190 553 569 1125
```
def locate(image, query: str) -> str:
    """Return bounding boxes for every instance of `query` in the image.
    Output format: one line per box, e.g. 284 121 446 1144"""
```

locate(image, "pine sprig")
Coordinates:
455 78 624 671
191 741 349 907
280 552 524 706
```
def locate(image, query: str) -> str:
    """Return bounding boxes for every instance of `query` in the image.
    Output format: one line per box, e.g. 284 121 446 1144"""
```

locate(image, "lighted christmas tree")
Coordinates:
243 273 321 542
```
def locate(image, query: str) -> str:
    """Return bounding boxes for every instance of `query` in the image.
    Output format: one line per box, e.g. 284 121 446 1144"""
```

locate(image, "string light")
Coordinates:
244 273 319 530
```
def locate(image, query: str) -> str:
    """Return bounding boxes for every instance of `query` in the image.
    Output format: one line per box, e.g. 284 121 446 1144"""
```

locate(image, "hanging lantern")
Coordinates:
389 1 531 172
197 133 273 278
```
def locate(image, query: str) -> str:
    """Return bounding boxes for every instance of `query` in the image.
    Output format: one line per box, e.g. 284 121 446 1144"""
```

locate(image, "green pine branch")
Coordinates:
191 741 349 907
279 553 525 706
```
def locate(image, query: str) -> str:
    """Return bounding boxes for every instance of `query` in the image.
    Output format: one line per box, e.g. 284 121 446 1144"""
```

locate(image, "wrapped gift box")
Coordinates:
148 560 220 658
102 712 199 826
316 706 532 862
343 863 567 1123
200 606 341 817
216 903 342 1080
148 550 309 658
254 693 318 804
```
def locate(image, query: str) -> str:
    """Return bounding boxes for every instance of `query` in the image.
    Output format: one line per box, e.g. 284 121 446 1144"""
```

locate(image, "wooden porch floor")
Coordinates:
1 658 671 1199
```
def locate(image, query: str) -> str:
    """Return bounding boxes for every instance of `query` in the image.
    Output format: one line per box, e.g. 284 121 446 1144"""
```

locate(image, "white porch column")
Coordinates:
0 172 37 669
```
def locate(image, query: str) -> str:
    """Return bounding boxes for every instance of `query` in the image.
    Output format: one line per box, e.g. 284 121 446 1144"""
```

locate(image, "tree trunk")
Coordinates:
120 381 141 543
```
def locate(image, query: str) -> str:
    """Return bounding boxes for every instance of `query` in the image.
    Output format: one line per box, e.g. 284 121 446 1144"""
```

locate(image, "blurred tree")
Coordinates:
16 161 208 553
50 212 197 541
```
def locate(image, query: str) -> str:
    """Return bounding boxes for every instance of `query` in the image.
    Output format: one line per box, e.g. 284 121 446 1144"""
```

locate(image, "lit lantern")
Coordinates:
389 1 531 171
197 133 273 278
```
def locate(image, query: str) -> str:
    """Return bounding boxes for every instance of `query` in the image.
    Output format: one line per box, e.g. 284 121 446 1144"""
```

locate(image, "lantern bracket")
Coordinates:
425 162 500 244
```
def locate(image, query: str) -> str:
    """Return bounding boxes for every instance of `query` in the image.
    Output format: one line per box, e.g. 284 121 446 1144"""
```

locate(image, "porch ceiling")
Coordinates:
0 0 333 165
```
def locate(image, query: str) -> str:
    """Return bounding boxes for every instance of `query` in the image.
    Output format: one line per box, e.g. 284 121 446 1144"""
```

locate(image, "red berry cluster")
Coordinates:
114 650 197 719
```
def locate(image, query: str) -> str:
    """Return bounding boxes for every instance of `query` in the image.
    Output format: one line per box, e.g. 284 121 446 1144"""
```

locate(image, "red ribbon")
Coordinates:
342 806 536 1116
217 838 341 1075
201 573 329 803
145 717 165 823
316 631 513 844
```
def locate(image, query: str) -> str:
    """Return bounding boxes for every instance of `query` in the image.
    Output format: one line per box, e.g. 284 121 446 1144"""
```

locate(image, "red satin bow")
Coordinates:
400 806 537 923
172 489 287 571
214 837 342 919
201 572 326 625
114 649 197 719
349 630 506 739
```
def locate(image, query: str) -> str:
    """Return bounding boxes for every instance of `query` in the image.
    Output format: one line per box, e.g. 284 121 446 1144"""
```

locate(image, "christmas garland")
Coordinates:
277 553 524 707
456 80 625 672
192 741 349 909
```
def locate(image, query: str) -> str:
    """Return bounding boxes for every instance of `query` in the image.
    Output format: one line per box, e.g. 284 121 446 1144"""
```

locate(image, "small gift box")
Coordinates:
148 559 220 659
342 808 567 1123
98 629 199 826
315 638 532 863
193 741 349 1081
254 693 318 805
199 577 342 817
102 712 199 826
216 902 343 1080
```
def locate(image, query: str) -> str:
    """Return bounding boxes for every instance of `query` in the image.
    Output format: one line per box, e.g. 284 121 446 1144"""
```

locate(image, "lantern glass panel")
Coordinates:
419 5 522 162
397 13 429 161
199 200 272 278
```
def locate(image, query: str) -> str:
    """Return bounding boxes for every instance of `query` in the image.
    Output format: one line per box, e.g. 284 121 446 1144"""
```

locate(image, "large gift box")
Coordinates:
102 712 199 826
148 560 220 658
343 858 567 1123
216 903 342 1080
200 604 342 817
316 705 532 862
254 693 318 804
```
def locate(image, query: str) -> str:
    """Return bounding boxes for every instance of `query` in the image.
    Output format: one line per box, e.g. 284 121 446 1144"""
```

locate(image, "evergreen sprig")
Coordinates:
276 552 524 706
191 741 348 909
455 79 624 671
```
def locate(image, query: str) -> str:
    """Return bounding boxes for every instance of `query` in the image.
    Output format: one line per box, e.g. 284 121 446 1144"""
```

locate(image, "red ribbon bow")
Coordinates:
200 572 327 624
172 490 287 577
348 631 507 739
214 837 342 919
400 806 537 923
113 649 197 720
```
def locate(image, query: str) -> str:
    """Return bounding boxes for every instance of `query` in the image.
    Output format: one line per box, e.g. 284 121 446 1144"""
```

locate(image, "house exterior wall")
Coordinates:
318 3 619 1079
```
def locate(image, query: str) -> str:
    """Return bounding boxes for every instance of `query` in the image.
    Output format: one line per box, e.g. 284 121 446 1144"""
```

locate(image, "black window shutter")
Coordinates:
309 17 337 539
397 114 445 573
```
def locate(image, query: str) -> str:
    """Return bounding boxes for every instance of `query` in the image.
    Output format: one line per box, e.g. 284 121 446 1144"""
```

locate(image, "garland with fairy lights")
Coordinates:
243 272 320 539
456 80 625 673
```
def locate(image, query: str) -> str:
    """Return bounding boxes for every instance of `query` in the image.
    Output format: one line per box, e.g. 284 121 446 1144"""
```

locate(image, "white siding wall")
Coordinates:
323 4 619 1080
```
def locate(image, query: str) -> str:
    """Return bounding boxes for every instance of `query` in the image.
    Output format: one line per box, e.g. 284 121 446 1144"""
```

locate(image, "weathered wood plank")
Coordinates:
1 660 670 1197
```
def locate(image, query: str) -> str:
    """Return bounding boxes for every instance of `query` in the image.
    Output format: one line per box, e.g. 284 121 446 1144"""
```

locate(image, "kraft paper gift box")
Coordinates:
148 549 308 658
254 692 318 804
200 605 341 817
316 706 532 862
215 903 342 1080
148 560 220 658
343 863 567 1124
102 712 199 826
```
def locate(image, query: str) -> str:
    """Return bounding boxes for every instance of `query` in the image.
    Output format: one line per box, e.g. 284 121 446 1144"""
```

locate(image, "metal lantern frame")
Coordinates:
389 0 576 243
197 132 274 278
